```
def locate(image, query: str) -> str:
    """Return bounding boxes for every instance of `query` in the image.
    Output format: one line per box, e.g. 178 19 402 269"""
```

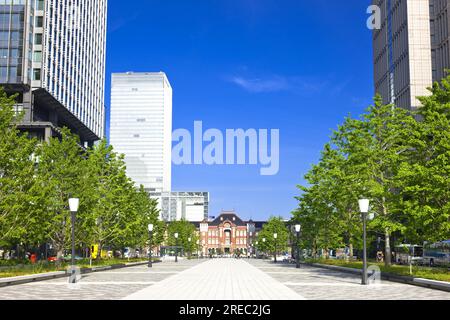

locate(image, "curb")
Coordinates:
0 260 160 288
304 262 450 293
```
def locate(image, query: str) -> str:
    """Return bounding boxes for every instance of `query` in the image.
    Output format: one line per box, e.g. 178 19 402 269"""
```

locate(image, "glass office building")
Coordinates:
0 0 29 85
0 0 108 144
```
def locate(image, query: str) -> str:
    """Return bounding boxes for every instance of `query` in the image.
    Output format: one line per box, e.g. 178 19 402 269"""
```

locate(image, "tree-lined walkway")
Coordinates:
1 258 449 300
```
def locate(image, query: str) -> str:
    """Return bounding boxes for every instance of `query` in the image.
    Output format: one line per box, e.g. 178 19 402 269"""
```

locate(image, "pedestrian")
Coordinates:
376 251 384 263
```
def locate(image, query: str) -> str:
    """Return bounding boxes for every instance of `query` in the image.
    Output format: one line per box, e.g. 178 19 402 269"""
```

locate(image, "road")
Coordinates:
0 258 449 300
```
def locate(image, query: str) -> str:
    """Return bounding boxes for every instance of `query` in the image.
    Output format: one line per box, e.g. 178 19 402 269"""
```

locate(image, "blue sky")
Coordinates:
105 0 374 221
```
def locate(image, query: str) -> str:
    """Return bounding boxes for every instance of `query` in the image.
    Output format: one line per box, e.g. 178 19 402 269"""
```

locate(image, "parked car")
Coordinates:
47 256 58 262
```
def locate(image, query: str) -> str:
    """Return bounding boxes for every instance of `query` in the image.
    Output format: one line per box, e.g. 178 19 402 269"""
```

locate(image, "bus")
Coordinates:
422 240 450 267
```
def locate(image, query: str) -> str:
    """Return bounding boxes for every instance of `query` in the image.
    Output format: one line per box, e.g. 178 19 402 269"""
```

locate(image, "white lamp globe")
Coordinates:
358 199 370 213
69 198 79 212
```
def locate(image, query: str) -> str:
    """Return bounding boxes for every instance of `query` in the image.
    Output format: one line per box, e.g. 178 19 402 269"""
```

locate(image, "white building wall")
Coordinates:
152 192 209 222
407 0 433 109
34 0 107 138
372 0 434 110
110 72 172 193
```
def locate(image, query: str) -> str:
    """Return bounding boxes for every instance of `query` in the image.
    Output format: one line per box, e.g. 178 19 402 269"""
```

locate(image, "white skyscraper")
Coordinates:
110 72 172 193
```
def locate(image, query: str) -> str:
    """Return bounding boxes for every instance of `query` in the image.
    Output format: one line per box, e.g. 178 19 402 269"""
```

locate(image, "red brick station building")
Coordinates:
193 211 266 256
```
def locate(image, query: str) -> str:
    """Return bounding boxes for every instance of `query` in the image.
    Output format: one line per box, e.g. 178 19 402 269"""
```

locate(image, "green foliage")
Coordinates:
256 216 289 256
167 219 198 255
0 88 39 247
0 87 161 258
35 128 86 258
294 75 450 265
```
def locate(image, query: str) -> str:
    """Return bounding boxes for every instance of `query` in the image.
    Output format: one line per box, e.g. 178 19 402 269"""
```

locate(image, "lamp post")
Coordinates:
174 233 179 263
188 237 192 259
359 199 370 285
295 224 301 268
148 224 154 268
68 198 79 283
273 233 278 263
255 241 258 258
262 237 266 258
196 239 200 259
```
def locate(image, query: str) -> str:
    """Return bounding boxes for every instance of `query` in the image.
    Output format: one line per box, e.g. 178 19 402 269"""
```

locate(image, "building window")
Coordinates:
36 0 45 10
35 16 43 28
33 68 41 80
33 51 42 62
34 33 42 45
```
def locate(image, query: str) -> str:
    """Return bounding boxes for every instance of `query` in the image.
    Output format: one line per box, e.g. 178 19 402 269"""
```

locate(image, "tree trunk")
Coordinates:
385 228 391 266
312 240 317 259
381 197 392 266
349 243 354 260
96 242 102 261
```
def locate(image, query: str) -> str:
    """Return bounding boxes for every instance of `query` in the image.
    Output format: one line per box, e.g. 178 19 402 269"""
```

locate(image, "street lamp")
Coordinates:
273 233 278 263
196 239 200 259
148 224 154 268
262 238 266 259
188 237 192 259
295 224 301 269
174 233 179 263
359 199 370 285
68 198 79 283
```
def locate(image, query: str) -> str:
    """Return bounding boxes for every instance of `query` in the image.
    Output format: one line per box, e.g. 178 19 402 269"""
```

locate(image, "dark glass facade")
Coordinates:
0 1 28 84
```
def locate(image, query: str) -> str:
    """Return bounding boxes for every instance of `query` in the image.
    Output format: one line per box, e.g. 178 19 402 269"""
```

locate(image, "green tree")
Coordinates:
293 144 355 259
80 141 163 258
133 185 165 249
396 77 450 243
0 89 39 249
34 128 86 259
256 216 289 261
293 95 419 266
167 219 198 256
330 96 418 265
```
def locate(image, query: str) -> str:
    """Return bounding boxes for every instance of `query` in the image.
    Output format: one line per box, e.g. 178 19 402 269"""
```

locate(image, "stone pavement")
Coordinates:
123 258 304 300
0 259 203 300
0 258 449 300
248 259 450 300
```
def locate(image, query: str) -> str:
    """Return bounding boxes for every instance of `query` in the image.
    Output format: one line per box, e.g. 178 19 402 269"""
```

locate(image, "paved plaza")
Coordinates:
247 259 450 300
0 258 449 300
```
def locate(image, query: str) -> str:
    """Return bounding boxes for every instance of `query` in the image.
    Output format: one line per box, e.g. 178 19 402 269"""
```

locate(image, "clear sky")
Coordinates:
105 0 374 221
